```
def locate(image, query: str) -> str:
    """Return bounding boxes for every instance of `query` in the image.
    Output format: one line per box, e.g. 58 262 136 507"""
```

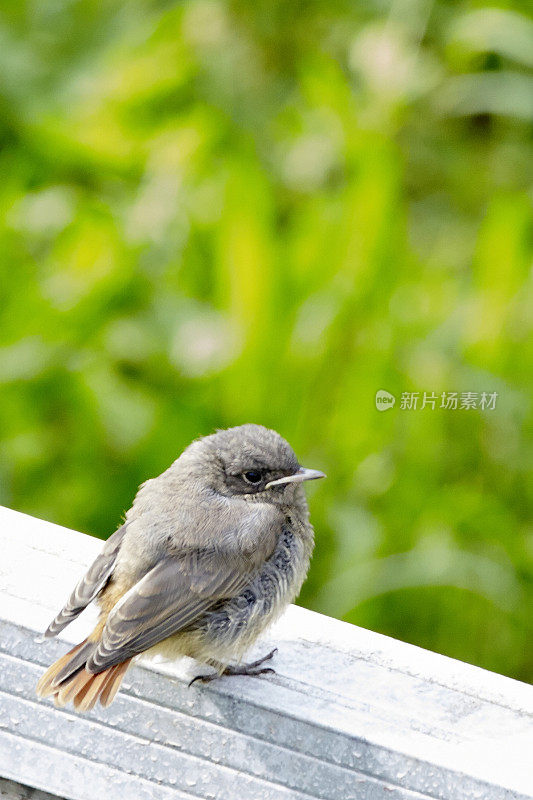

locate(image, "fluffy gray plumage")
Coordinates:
42 424 324 685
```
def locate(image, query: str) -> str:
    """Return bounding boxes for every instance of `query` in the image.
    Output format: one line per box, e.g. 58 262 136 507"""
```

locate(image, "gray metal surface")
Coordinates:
0 505 531 800
0 778 63 800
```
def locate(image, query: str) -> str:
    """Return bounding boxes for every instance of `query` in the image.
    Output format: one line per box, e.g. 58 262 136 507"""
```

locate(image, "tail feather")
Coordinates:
73 670 110 712
36 641 88 698
36 640 131 711
56 666 93 707
53 640 96 687
99 660 131 707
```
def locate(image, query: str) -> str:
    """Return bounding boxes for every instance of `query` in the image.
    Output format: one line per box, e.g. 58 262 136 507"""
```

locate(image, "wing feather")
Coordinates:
86 548 258 672
43 525 127 638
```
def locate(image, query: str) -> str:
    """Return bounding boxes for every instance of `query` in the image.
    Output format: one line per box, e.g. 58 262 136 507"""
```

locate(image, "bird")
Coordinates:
36 423 325 712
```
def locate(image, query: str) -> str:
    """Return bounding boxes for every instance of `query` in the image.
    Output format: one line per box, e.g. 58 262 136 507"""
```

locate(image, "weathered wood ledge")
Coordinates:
0 505 531 800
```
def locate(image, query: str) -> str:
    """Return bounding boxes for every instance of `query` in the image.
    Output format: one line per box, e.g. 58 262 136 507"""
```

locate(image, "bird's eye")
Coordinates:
243 470 262 485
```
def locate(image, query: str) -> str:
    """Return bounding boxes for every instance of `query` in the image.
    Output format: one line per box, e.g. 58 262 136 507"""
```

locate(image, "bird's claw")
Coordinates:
188 648 278 687
188 673 217 687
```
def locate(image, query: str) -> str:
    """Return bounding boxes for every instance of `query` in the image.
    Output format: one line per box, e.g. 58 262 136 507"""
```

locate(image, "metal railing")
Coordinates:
0 505 531 800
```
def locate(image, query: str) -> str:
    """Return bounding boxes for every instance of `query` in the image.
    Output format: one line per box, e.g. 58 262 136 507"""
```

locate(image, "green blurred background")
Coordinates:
1 0 532 680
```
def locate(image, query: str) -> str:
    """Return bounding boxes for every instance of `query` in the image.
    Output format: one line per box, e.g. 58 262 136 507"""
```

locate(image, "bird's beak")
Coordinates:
265 467 326 489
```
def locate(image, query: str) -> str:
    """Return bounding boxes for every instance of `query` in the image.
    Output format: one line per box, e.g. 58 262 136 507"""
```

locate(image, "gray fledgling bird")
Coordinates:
36 424 325 711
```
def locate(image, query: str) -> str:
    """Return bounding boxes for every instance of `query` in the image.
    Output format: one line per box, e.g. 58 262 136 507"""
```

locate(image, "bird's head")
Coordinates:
183 424 325 506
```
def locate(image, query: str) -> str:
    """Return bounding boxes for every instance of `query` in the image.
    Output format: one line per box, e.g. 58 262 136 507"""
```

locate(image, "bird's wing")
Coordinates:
87 547 259 672
43 525 127 638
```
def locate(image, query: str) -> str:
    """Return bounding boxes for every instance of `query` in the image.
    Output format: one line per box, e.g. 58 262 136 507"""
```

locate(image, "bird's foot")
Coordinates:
223 647 278 677
188 648 278 687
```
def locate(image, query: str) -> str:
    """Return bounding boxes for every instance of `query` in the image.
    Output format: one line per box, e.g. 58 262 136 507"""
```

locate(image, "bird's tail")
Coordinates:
36 639 131 712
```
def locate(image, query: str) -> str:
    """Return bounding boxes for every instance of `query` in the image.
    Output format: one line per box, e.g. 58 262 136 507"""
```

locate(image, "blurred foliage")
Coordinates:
0 0 532 680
